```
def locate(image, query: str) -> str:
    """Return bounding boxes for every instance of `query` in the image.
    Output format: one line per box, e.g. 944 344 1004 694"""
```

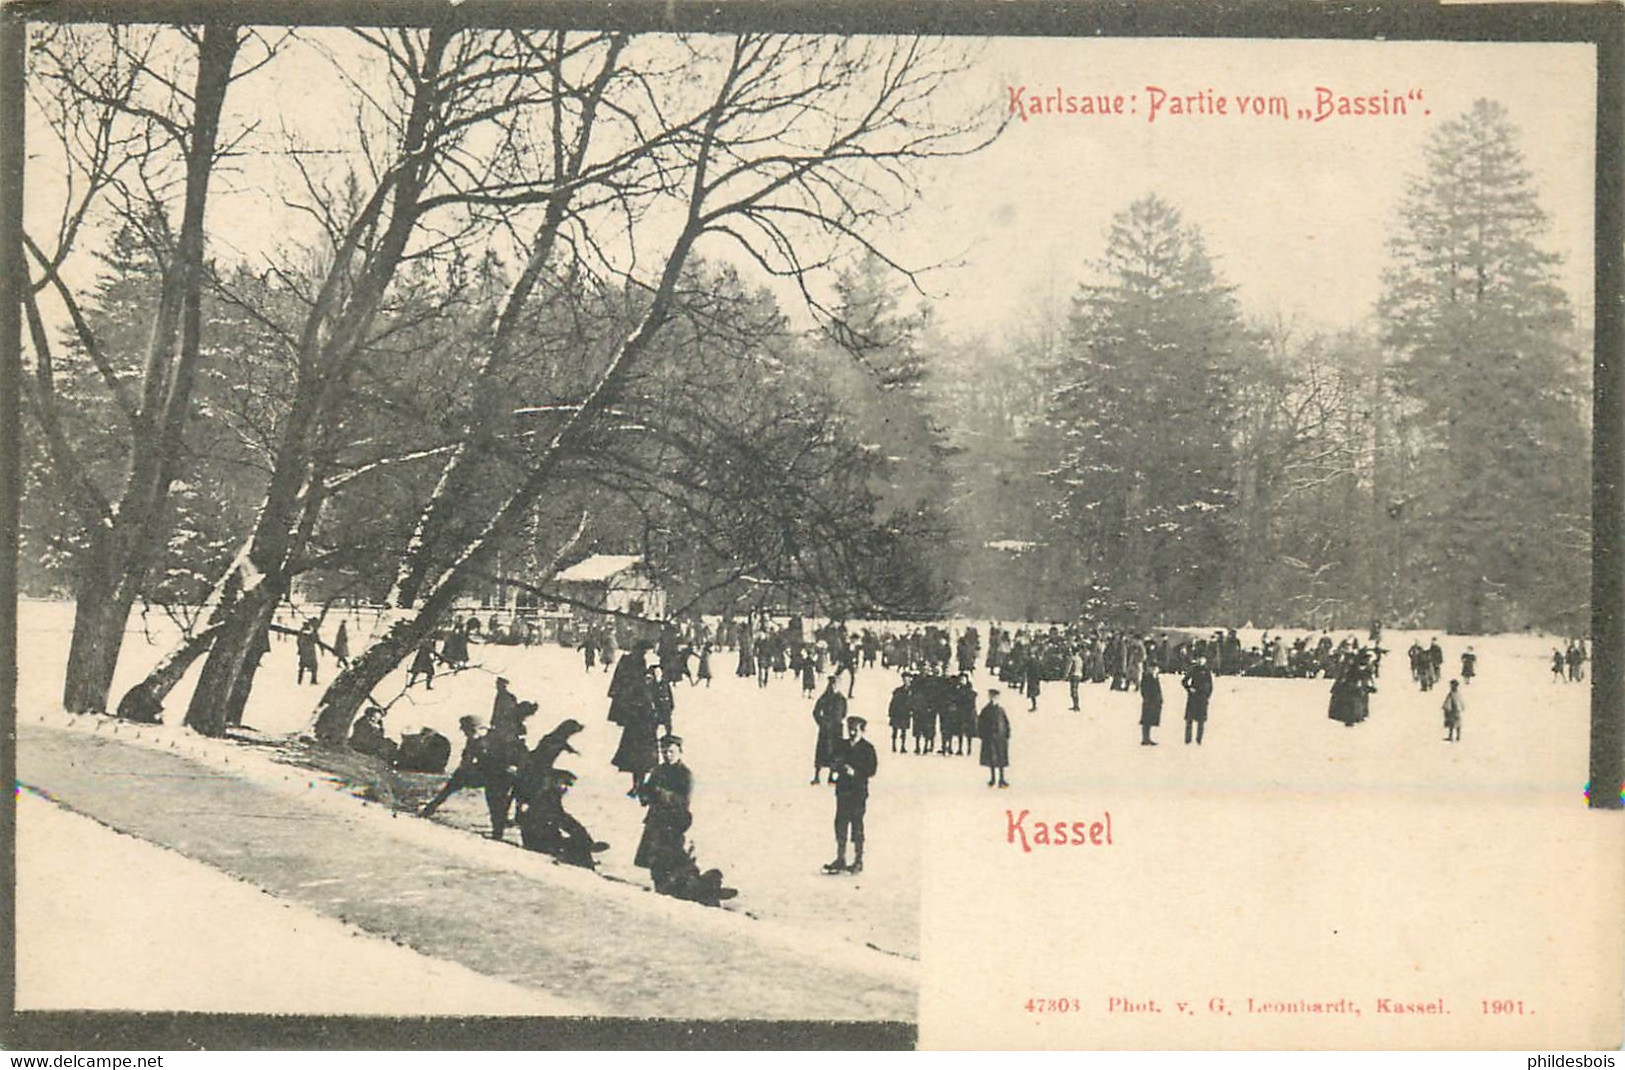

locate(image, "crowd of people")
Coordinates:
319 605 1588 911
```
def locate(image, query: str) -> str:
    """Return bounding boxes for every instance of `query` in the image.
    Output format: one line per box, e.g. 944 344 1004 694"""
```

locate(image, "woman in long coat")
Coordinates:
609 647 656 794
607 644 649 726
1139 666 1162 745
976 689 1011 788
1328 656 1374 727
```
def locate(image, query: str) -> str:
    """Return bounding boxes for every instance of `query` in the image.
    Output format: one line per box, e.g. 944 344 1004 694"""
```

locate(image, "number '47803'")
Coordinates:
1026 997 1081 1013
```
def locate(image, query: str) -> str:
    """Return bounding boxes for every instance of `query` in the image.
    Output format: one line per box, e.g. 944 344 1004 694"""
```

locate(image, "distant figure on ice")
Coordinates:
1460 647 1477 685
977 687 1011 789
1425 638 1445 692
296 619 321 685
697 642 713 687
635 736 736 906
333 620 350 668
811 675 847 784
491 677 520 735
824 716 878 875
798 647 818 698
1182 655 1214 746
1442 679 1464 742
1552 648 1567 683
407 634 437 689
1328 652 1375 727
1566 639 1587 682
1066 647 1084 712
887 673 912 753
1139 665 1162 746
419 715 492 818
441 624 470 669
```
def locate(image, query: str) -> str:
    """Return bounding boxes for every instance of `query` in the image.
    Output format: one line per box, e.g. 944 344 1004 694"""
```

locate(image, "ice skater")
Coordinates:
1460 646 1477 685
407 634 437 689
823 716 878 875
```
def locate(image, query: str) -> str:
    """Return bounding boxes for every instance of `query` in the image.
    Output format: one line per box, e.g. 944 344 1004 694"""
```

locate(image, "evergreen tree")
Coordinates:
1379 99 1588 632
1042 194 1249 625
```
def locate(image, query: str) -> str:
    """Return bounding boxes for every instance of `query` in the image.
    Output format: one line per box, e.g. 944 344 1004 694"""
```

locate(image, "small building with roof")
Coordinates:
554 554 666 620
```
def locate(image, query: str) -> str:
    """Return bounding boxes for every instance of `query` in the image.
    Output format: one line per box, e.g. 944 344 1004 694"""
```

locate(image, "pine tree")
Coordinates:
1043 194 1249 625
1379 99 1588 632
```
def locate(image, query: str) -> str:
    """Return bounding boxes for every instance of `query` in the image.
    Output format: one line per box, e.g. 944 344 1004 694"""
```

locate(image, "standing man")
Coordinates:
1426 637 1445 692
823 716 879 874
491 677 520 735
1182 655 1214 746
1442 679 1464 742
977 687 1011 788
296 619 320 685
1139 664 1162 746
887 673 913 754
1065 646 1084 712
333 619 351 668
811 675 847 784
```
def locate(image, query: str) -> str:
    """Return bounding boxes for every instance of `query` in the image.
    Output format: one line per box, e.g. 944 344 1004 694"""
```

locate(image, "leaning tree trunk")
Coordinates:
311 608 445 744
183 583 279 737
116 622 220 723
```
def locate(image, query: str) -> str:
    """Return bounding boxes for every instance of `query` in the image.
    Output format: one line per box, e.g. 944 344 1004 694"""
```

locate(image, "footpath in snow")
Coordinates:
15 717 917 1022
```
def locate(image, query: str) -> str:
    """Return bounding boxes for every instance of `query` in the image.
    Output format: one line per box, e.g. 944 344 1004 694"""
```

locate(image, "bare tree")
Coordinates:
21 23 257 714
310 33 996 741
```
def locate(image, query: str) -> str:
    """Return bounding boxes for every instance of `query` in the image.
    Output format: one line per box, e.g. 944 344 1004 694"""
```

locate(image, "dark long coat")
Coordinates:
607 651 647 726
1182 665 1214 723
977 700 1011 769
634 760 693 871
1139 672 1163 727
813 689 847 767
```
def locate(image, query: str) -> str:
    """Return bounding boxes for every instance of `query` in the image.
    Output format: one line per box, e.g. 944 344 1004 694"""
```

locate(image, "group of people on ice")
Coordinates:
1552 639 1589 683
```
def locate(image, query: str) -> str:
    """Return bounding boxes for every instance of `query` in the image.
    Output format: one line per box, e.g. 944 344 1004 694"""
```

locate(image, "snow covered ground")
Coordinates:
14 788 582 1014
11 599 1605 1025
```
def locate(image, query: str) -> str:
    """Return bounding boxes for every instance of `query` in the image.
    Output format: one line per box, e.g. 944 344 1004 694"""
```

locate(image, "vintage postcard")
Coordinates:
4 0 1620 1053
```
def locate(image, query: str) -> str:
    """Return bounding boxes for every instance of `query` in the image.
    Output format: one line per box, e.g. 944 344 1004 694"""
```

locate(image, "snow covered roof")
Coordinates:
555 554 646 583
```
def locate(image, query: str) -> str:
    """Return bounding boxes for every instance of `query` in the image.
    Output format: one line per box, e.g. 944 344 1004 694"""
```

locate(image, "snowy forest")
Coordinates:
16 25 1592 733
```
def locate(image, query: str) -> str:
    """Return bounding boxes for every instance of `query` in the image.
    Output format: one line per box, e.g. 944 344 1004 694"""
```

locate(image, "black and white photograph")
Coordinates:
2 0 1621 1053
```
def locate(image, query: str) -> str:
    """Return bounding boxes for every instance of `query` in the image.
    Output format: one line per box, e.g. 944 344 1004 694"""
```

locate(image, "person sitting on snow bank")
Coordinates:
517 768 608 868
348 705 398 763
